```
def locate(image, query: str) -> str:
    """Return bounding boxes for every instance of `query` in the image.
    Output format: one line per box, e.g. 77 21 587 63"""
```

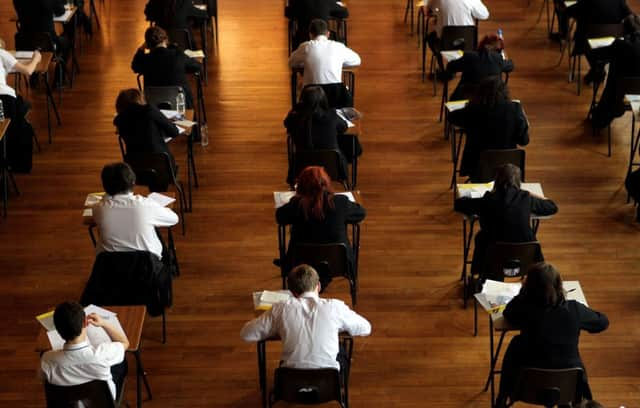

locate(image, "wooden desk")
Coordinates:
0 119 12 218
36 305 151 408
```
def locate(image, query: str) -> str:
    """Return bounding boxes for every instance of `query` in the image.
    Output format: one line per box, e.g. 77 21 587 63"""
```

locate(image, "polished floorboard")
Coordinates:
0 0 639 406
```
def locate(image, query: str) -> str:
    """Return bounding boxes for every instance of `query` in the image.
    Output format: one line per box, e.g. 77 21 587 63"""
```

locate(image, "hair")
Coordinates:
288 264 320 295
577 401 605 408
470 77 510 107
145 26 168 48
298 86 330 147
101 162 136 195
521 262 566 307
309 19 329 37
294 166 335 220
53 301 86 341
115 88 145 114
493 163 521 190
478 34 504 52
623 14 640 36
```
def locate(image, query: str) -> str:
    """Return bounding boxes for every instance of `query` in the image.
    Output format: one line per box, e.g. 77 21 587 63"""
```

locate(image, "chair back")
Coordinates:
124 151 176 192
511 367 584 407
144 86 184 110
585 23 624 41
615 77 640 105
440 25 478 51
14 31 56 52
475 149 526 183
483 241 542 282
293 150 348 189
44 380 116 408
318 83 354 109
167 28 195 50
269 367 344 407
291 243 350 280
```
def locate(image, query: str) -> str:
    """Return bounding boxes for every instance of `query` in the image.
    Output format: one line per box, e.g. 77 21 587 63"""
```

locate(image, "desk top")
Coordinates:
8 51 53 75
441 50 464 65
274 190 362 209
456 182 544 200
36 305 146 353
53 6 77 24
588 36 617 50
0 119 10 142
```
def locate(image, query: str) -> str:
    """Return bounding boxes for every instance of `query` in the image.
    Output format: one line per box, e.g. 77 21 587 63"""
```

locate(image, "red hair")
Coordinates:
478 34 504 52
294 166 335 220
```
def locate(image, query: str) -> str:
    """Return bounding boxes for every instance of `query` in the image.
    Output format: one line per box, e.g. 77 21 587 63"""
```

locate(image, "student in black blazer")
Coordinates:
276 166 365 287
449 79 529 181
446 34 514 101
113 88 179 171
131 26 202 109
454 164 558 280
285 0 349 48
495 263 609 407
144 0 208 30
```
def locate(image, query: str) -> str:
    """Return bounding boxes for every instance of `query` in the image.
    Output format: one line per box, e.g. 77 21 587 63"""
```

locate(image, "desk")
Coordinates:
0 119 12 218
438 50 464 122
478 281 587 408
626 95 640 182
36 305 151 408
444 99 468 189
55 6 80 86
289 66 358 108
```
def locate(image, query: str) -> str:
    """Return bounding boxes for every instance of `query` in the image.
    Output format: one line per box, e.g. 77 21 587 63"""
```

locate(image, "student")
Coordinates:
144 0 208 30
495 263 609 407
40 301 130 401
285 0 349 49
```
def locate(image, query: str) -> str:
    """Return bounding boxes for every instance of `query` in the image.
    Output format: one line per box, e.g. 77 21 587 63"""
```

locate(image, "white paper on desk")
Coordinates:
274 191 355 208
254 290 292 310
47 330 65 350
564 0 577 7
164 137 173 143
625 94 640 105
82 208 93 217
194 3 207 10
588 37 615 49
475 280 522 314
457 182 494 199
148 192 176 207
175 124 186 134
161 109 180 120
631 101 640 117
84 305 117 318
335 109 355 128
15 51 34 59
445 99 469 112
184 49 205 59
441 50 464 63
84 192 104 207
53 9 74 22
336 1 346 6
175 119 196 128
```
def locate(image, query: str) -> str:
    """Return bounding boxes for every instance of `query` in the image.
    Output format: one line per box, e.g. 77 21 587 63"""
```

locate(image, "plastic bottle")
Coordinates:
200 124 209 147
176 90 186 117
497 28 503 39
0 100 5 121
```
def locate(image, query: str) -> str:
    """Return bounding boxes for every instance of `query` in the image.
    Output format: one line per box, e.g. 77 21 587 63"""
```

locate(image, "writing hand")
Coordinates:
86 312 105 327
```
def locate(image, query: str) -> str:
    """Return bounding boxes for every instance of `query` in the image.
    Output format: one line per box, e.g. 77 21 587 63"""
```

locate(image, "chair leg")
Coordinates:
608 124 612 157
162 309 167 344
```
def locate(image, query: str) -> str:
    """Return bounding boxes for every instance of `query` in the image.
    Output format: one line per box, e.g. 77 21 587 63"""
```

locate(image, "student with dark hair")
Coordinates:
454 164 558 280
114 88 179 170
446 34 514 101
495 263 609 407
131 26 202 109
285 0 349 49
144 0 208 30
40 301 130 401
449 78 529 181
93 163 179 260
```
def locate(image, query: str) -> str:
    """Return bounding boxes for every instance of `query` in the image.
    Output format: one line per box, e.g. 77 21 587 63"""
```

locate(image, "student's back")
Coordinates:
114 103 178 159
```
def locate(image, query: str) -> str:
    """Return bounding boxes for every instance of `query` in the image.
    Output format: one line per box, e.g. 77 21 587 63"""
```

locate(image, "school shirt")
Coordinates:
289 35 361 86
429 0 489 37
0 49 18 98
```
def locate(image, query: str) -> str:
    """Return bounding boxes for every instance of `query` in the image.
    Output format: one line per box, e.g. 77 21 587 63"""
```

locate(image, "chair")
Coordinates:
143 85 184 110
44 380 121 408
269 367 346 408
508 367 584 407
474 149 526 183
124 151 187 235
570 23 623 95
292 150 351 190
595 77 640 159
291 243 358 306
167 28 196 50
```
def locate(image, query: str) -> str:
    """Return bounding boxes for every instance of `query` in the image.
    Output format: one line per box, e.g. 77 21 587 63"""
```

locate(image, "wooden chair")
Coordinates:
508 367 584 407
474 149 526 183
44 380 122 408
269 367 346 408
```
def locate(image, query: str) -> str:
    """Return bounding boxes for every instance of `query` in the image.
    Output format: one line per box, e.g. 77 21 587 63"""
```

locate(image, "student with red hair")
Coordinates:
276 166 366 286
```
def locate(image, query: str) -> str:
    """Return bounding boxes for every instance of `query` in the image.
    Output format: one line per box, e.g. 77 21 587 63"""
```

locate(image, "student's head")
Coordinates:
299 86 329 114
101 162 136 196
287 264 320 295
522 262 565 307
145 26 168 48
623 14 640 36
471 77 509 107
115 88 145 114
478 34 504 52
493 163 521 190
309 19 329 38
53 301 86 342
295 166 335 220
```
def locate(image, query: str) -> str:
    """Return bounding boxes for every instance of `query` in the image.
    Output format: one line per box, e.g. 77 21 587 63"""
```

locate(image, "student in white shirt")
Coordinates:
289 19 361 87
240 264 371 372
41 301 130 400
93 162 179 260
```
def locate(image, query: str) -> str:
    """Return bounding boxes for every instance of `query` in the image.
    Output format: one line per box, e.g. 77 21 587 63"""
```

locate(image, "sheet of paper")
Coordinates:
441 50 464 63
53 9 74 22
457 183 543 199
175 119 196 128
444 99 469 112
631 101 640 117
184 49 205 59
175 125 186 134
84 192 104 207
260 290 291 304
82 208 93 217
336 1 346 6
194 3 207 10
335 109 355 128
84 305 117 318
564 0 577 7
36 311 56 331
164 137 173 143
148 192 176 207
274 191 356 208
625 94 640 105
161 109 180 120
15 51 34 59
588 37 615 49
47 330 65 350
254 290 292 310
86 326 112 347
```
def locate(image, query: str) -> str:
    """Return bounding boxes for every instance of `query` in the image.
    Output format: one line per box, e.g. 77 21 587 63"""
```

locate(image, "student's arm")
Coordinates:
575 302 609 333
183 53 203 74
150 106 180 140
471 0 490 20
149 204 180 227
240 309 277 341
344 199 366 224
276 201 297 225
529 195 558 216
502 293 529 326
514 102 529 146
87 313 130 350
337 301 371 336
501 57 514 73
335 112 348 134
6 51 41 76
341 45 361 67
289 45 306 68
446 55 466 74
454 195 484 215
131 48 146 74
330 2 349 19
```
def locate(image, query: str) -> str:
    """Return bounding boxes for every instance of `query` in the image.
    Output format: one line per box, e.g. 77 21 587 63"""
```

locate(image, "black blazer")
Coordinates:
144 0 208 29
567 0 631 53
114 104 178 159
446 50 514 100
285 0 348 26
131 45 201 109
13 0 65 41
450 100 529 178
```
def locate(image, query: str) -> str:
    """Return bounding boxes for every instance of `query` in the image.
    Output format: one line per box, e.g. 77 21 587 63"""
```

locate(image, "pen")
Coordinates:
567 288 576 293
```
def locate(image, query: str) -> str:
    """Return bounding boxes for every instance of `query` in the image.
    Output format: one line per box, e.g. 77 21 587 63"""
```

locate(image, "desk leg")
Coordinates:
257 341 267 408
1 134 7 218
439 79 448 122
462 217 475 308
44 72 62 143
90 0 101 30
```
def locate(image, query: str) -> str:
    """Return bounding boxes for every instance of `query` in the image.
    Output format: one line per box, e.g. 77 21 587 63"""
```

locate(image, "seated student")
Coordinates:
145 0 208 30
284 86 361 183
591 14 640 129
625 166 640 221
454 164 558 281
0 39 41 173
446 34 513 101
276 166 365 287
93 162 179 261
41 301 130 401
495 263 609 408
285 0 349 50
240 264 371 373
114 88 179 171
449 78 529 181
131 26 202 110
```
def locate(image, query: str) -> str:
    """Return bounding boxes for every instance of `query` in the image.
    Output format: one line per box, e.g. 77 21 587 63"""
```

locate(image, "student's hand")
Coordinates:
86 313 105 327
32 50 42 63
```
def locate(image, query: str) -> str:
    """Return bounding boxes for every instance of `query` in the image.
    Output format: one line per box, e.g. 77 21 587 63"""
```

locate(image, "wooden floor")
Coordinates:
1 0 640 406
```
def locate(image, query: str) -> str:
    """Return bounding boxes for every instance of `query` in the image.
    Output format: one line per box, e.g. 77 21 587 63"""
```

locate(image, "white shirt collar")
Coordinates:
299 291 319 300
63 340 90 351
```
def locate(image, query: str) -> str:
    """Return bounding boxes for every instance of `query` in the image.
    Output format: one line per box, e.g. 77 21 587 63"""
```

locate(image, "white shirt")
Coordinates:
289 35 361 86
41 340 126 399
93 193 179 260
240 292 371 369
430 0 489 37
0 49 18 98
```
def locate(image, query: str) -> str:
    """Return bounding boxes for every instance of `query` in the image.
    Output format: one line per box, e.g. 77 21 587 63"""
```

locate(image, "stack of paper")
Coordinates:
147 192 176 207
253 290 292 310
444 99 469 112
273 191 356 208
84 192 105 207
15 51 34 59
441 50 464 63
587 36 615 49
457 182 494 199
474 280 522 314
184 49 205 59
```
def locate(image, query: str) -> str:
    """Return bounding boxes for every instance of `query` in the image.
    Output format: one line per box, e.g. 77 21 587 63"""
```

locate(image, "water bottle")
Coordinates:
0 100 5 121
176 90 186 117
200 124 209 147
497 28 503 39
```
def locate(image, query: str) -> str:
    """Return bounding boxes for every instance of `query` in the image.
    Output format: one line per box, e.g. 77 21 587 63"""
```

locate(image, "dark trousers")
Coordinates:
626 169 640 202
427 32 445 72
111 359 128 401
